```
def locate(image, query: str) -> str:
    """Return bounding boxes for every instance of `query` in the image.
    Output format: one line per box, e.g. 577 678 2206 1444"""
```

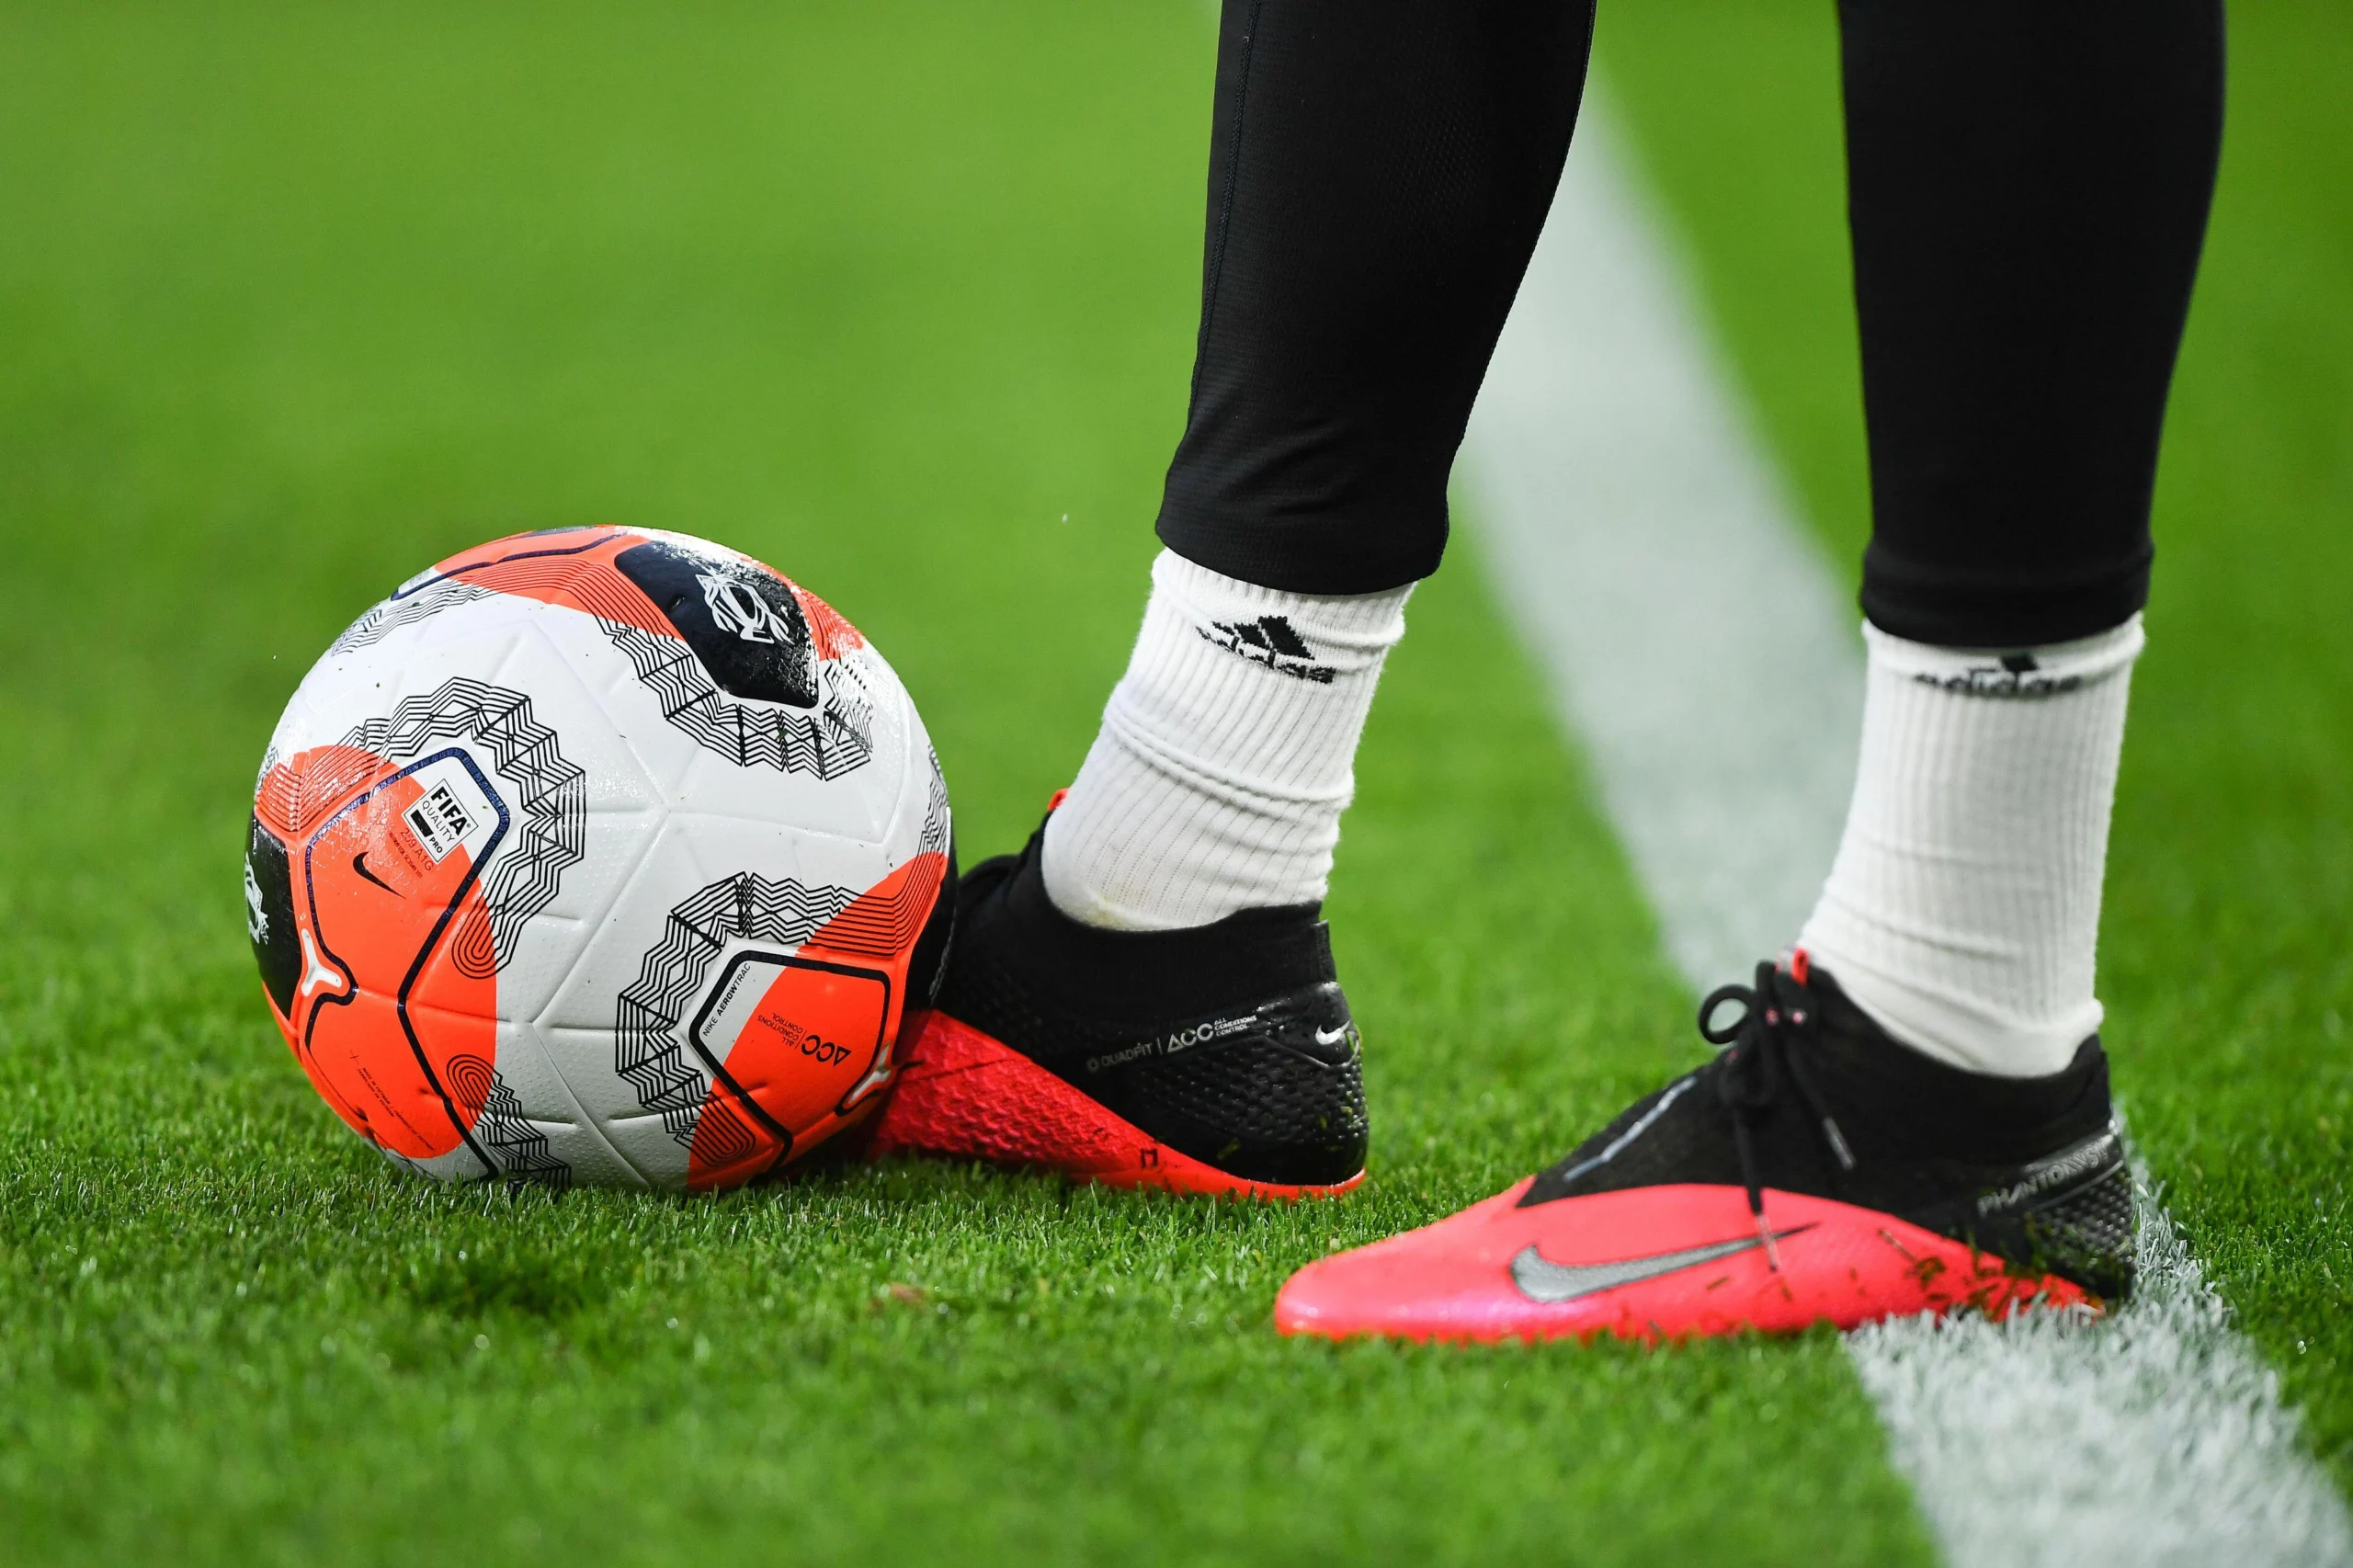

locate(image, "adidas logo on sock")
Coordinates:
1911 653 2085 700
1199 616 1335 683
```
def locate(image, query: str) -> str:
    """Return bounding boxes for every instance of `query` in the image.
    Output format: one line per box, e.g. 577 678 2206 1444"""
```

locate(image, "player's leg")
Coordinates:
1801 0 2225 1075
1279 0 2225 1336
870 0 1598 1194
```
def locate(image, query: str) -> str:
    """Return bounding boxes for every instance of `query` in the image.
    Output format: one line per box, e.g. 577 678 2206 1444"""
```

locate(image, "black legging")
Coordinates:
1154 0 2224 649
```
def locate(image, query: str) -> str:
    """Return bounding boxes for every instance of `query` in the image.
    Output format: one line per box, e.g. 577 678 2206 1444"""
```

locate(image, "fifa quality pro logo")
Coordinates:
700 571 802 646
404 779 479 864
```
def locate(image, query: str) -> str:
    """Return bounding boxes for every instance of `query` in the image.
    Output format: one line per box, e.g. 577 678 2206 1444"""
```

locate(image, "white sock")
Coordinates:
1797 616 2144 1078
1042 550 1412 931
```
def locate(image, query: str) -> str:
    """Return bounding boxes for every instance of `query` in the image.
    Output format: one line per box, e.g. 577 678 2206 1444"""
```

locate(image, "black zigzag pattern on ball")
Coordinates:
597 617 877 778
613 788 950 1151
919 747 950 858
338 677 587 979
817 760 953 960
445 1053 571 1188
813 762 950 960
615 875 869 1147
327 578 495 655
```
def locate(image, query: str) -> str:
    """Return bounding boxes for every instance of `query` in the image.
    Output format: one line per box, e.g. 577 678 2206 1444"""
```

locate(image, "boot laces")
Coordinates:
1697 958 1856 1270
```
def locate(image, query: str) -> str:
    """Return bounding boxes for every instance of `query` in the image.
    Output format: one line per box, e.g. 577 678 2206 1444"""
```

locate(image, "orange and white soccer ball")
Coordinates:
243 528 953 1190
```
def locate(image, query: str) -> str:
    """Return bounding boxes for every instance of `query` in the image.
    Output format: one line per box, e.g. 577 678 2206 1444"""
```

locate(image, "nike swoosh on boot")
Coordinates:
1508 1225 1815 1303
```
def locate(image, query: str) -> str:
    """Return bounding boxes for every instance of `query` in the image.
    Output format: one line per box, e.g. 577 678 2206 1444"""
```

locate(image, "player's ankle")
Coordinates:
1795 614 2143 1078
1042 549 1411 931
1793 959 2110 1150
1794 943 2097 1079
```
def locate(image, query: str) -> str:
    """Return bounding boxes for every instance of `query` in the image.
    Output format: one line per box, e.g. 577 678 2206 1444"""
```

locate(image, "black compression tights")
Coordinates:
1154 0 2224 647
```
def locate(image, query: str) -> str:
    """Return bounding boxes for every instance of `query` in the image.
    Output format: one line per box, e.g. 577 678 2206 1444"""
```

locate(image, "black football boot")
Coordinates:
869 823 1369 1196
1277 951 2133 1339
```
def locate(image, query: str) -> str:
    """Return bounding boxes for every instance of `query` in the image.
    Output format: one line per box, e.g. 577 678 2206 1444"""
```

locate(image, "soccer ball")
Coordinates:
243 528 954 1190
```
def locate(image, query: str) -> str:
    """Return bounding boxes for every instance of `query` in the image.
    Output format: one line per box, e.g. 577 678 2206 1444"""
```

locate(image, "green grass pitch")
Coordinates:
1 1 2346 1562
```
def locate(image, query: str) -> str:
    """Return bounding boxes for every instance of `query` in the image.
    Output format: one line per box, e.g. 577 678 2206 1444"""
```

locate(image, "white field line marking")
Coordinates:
1459 94 1860 988
1461 86 2353 1568
1851 1168 2348 1562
